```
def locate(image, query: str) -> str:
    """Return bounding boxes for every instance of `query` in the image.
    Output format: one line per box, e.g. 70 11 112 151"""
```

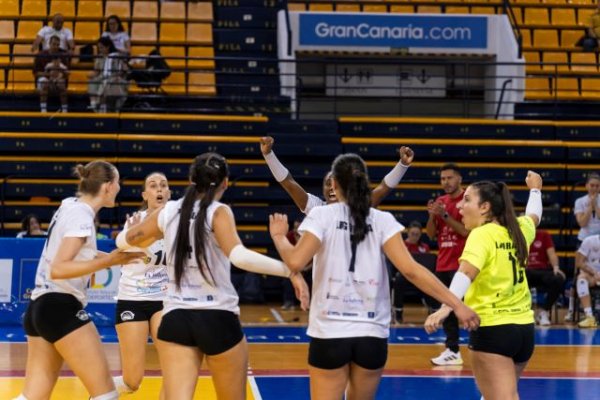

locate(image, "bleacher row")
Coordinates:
0 0 217 95
0 113 597 259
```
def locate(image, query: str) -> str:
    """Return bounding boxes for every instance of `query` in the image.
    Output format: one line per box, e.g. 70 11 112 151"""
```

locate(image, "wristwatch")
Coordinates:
443 212 450 220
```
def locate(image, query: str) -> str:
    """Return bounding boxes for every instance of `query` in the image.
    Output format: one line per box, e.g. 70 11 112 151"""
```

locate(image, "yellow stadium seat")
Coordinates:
525 8 549 25
543 0 567 4
133 1 158 21
0 20 15 42
571 52 597 72
523 51 541 71
159 46 185 69
525 76 552 99
288 3 306 11
163 71 186 94
336 4 360 12
446 6 469 14
572 0 594 4
309 4 333 11
67 69 90 93
16 21 42 43
187 46 214 69
471 7 495 15
533 29 559 47
187 71 216 95
74 22 100 42
50 1 75 18
77 1 103 20
130 45 153 57
542 51 568 71
390 5 414 13
510 8 523 24
581 78 600 99
556 77 579 98
417 5 442 13
186 23 212 45
11 44 33 66
552 8 576 25
0 0 19 18
561 29 583 48
160 1 185 21
0 66 5 90
105 1 130 19
577 9 594 25
7 68 35 92
363 5 387 12
20 0 47 18
159 22 185 44
188 2 213 22
0 43 9 65
130 22 157 44
521 29 532 47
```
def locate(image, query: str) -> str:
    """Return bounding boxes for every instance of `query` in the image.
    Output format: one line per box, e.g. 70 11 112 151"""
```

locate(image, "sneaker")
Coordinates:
431 348 463 366
564 311 574 323
578 315 598 328
537 311 551 326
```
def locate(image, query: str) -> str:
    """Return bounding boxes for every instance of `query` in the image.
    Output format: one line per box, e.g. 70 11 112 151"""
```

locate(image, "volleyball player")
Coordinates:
260 136 414 214
15 161 143 400
269 153 479 400
425 171 543 400
113 172 170 394
115 152 309 399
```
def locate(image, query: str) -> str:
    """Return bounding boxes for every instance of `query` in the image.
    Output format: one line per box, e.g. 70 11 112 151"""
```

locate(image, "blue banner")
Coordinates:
0 238 118 326
299 13 488 49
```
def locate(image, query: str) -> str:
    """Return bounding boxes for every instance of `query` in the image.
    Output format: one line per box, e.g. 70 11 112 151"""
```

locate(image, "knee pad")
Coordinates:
90 390 119 400
577 277 590 298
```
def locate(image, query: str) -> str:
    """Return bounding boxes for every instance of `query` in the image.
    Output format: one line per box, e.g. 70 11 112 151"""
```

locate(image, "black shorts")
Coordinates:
308 336 388 370
157 309 244 356
469 323 535 364
115 300 163 324
23 293 91 343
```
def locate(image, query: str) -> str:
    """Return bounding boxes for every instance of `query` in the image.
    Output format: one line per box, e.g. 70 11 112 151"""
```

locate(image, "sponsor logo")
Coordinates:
120 311 135 321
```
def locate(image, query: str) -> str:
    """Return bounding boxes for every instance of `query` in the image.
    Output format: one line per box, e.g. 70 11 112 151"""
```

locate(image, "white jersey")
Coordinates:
31 197 96 306
157 198 239 315
299 203 404 339
37 26 73 51
303 193 326 215
578 235 600 272
101 31 130 52
117 210 168 301
574 194 600 240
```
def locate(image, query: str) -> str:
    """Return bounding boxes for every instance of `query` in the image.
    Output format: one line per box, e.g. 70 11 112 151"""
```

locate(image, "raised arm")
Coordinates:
525 170 543 227
371 146 413 207
260 136 310 212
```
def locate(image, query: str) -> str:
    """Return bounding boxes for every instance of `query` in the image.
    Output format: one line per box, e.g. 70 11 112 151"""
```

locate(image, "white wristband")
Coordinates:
525 189 543 222
115 229 132 250
383 162 409 188
449 271 472 300
229 244 291 278
263 151 290 182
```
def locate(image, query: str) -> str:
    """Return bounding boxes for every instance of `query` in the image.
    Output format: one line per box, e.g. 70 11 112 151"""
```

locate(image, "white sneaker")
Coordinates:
564 311 574 323
430 348 463 366
537 311 551 326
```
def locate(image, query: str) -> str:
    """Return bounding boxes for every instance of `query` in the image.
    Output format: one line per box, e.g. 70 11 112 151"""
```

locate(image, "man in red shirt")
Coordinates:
426 163 469 366
526 229 565 326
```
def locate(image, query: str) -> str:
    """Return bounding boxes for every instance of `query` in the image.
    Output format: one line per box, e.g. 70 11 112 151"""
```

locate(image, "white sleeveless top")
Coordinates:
299 203 404 339
117 210 168 301
157 198 239 315
31 197 96 306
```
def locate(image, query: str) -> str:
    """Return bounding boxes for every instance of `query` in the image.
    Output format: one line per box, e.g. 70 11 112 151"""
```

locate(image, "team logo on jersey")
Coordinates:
120 311 135 321
75 310 89 321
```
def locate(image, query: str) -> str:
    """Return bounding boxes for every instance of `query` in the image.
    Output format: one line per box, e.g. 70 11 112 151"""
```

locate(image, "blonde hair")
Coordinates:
73 160 117 196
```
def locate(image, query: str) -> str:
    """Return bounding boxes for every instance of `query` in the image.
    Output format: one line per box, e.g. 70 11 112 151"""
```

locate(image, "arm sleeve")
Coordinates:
298 207 325 241
459 228 491 271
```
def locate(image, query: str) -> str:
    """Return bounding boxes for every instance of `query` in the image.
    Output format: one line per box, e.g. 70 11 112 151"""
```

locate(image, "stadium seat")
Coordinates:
162 71 186 94
287 3 306 11
446 6 470 14
521 29 531 47
525 8 549 25
130 22 157 44
130 45 153 57
0 0 19 19
581 78 600 99
525 76 552 99
336 4 360 12
160 1 185 21
105 1 130 19
542 51 568 71
0 43 9 65
523 51 541 71
67 69 90 93
0 20 14 42
7 68 35 92
570 52 597 72
363 5 387 12
77 1 103 20
471 7 495 15
533 29 559 48
555 77 579 98
187 2 213 22
133 1 158 21
561 29 583 48
552 8 576 25
50 1 75 18
390 5 414 13
417 5 442 13
188 71 216 95
159 22 185 44
11 44 33 66
187 46 214 69
16 21 42 43
309 4 333 11
577 8 594 25
186 23 212 45
159 46 185 69
20 0 46 18
74 22 100 42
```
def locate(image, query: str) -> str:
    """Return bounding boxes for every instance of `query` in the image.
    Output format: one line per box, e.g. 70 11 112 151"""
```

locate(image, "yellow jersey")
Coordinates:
460 216 536 327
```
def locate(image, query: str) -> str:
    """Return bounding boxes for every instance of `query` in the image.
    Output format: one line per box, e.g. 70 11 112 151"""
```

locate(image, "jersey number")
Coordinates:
509 252 524 286
153 250 167 266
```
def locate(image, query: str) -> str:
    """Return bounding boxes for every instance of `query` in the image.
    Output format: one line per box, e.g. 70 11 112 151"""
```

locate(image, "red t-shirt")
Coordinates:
404 240 430 254
433 191 467 272
528 230 554 270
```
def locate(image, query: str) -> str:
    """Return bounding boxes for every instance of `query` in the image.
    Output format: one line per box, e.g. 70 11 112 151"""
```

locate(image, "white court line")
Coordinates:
269 308 285 323
248 376 263 400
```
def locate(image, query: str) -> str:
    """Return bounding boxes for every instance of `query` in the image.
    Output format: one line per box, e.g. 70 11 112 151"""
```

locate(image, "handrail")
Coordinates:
503 0 524 58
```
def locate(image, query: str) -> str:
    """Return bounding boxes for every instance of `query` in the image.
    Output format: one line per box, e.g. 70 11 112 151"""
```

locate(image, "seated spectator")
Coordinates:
404 220 430 254
33 35 69 113
586 3 600 48
31 13 74 54
88 37 129 113
526 229 566 326
16 214 47 238
101 15 131 56
574 234 600 328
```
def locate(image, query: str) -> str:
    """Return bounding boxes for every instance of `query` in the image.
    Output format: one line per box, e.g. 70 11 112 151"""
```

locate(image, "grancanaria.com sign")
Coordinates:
298 13 487 49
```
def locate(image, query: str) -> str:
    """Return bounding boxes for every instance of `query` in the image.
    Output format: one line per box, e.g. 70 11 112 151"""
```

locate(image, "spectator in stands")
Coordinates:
526 229 565 326
574 233 600 328
101 15 131 56
31 13 74 54
586 3 600 48
16 214 47 238
404 220 430 254
33 35 70 113
88 37 129 113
